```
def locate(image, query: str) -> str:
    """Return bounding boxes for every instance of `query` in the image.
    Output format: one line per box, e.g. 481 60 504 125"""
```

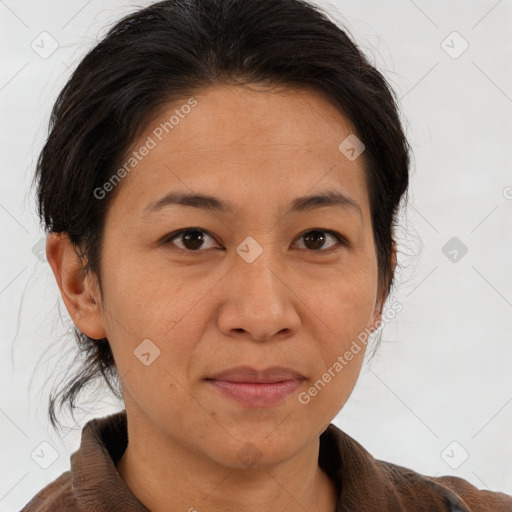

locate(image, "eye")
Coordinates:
162 228 219 252
293 229 346 252
162 227 346 253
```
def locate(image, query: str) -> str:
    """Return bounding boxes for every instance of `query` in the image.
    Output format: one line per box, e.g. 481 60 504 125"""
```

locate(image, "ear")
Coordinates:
369 242 397 333
45 232 107 340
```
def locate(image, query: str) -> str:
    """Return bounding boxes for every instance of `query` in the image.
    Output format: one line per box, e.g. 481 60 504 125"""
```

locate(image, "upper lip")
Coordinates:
206 366 305 383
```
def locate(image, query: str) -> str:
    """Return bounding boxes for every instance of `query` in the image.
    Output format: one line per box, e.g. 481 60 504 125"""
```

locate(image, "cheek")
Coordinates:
100 273 204 427
298 350 365 414
300 270 376 409
296 284 372 420
312 268 378 345
101 251 205 338
98 256 209 407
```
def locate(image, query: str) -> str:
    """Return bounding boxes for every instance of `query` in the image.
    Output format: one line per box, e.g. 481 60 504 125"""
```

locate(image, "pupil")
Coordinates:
304 230 325 250
183 230 204 250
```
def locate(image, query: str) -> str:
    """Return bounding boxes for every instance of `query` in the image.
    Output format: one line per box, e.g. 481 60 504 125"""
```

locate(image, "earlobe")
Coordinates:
45 232 107 340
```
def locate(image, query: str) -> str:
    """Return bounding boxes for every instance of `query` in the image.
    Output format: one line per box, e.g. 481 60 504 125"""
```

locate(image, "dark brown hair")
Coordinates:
34 0 410 431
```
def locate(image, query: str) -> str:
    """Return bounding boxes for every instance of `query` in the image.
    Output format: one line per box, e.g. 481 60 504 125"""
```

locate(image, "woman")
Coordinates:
21 0 512 510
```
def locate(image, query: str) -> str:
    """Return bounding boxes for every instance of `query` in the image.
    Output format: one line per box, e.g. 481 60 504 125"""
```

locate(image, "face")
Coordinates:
57 84 387 468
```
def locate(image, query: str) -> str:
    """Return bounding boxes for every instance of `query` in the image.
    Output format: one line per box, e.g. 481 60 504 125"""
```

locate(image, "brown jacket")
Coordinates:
21 410 512 511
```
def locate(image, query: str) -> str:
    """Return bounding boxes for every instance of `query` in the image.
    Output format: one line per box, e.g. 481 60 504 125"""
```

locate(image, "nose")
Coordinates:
217 252 301 342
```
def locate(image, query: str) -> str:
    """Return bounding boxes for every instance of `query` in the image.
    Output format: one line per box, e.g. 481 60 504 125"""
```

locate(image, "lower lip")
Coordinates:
206 379 304 407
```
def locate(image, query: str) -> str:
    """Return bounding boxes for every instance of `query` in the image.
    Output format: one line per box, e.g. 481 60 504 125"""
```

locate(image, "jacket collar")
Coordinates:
71 410 148 511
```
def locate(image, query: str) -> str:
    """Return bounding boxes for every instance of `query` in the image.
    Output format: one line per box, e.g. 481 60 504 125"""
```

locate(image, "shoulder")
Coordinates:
379 459 512 512
321 424 512 511
431 473 512 512
20 471 81 512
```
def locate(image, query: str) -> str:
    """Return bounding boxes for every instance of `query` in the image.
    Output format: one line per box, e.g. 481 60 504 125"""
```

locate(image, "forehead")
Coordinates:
111 84 370 220
154 84 359 155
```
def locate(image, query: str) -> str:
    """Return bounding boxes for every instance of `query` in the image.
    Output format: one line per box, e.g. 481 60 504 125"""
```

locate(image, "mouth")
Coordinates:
204 366 306 407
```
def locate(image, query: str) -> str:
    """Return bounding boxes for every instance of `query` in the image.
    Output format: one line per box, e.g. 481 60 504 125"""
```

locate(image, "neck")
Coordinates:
116 409 337 512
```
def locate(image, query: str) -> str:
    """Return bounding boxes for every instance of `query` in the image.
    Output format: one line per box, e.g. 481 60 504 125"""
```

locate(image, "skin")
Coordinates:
46 84 395 512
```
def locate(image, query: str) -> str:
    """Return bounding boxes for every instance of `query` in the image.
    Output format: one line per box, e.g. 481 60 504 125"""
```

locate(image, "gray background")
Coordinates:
1 0 511 510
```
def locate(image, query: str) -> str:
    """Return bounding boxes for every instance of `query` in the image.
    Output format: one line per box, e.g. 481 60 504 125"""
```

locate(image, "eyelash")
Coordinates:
161 228 348 254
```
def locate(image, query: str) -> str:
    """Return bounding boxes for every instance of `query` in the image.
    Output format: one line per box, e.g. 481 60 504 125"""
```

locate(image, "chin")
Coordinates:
204 424 311 470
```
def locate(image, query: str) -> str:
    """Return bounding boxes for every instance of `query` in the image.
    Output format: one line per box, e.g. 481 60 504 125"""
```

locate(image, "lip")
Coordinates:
205 366 306 407
206 365 305 383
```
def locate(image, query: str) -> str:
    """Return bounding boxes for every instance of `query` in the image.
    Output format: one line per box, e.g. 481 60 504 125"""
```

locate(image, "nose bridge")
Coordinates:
224 244 294 340
234 234 283 299
216 229 303 342
229 232 297 324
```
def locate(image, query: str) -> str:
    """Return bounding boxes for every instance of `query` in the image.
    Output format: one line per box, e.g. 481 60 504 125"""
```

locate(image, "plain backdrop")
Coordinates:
1 0 511 510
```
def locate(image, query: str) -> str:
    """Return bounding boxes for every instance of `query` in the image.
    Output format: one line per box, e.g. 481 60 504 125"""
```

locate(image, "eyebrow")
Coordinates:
144 189 362 219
